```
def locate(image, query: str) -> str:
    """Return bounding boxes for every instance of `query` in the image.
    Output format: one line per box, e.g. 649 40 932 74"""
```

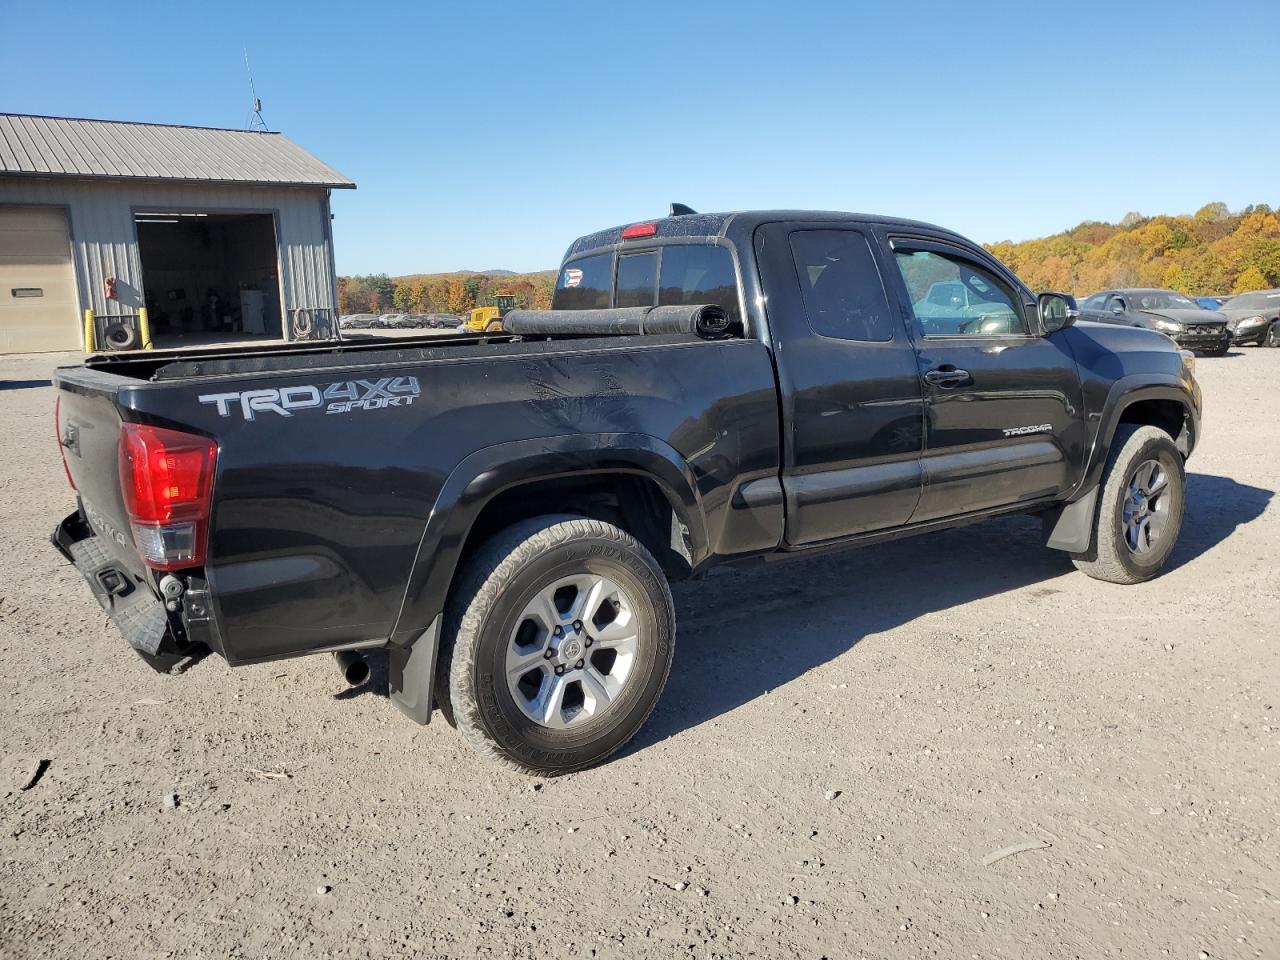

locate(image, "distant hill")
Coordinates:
985 202 1280 297
390 269 556 284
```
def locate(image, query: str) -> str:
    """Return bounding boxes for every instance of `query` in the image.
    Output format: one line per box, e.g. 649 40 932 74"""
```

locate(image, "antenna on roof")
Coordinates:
243 47 269 132
669 202 697 217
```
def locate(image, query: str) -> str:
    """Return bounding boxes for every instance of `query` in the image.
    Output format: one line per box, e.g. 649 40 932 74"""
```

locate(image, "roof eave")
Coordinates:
0 170 356 189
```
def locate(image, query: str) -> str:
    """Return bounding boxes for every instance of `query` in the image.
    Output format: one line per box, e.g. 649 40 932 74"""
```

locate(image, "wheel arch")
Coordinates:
389 432 707 648
1087 376 1197 491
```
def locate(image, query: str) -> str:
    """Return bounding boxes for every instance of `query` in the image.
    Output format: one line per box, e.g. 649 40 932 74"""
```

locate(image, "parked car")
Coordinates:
52 209 1201 774
338 313 379 329
1215 289 1280 346
1195 296 1229 310
423 314 462 329
376 313 417 329
1078 288 1231 355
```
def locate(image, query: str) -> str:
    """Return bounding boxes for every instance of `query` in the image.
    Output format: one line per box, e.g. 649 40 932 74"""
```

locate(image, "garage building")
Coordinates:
0 113 354 354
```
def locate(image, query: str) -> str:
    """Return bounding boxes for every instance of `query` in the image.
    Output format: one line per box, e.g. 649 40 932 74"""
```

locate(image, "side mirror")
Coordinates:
1037 292 1079 334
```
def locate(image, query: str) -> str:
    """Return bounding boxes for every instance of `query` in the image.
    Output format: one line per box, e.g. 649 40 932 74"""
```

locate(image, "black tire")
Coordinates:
103 320 139 351
484 320 503 333
1265 323 1280 348
439 515 674 774
1071 424 1185 584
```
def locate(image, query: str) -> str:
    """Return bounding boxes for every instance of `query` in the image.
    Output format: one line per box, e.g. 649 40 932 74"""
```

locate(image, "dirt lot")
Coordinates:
1 347 1277 960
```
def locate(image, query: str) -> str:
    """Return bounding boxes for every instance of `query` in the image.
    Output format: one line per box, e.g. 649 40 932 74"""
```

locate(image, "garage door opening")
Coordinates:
136 211 283 348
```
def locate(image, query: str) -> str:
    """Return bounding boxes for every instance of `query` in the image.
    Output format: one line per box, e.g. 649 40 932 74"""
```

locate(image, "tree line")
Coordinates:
985 202 1280 297
338 271 555 316
340 201 1279 317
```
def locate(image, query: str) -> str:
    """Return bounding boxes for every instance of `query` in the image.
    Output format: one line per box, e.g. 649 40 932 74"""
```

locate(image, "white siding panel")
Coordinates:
0 178 336 333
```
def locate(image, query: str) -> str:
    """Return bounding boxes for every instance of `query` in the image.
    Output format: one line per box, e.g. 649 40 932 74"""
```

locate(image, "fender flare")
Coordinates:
1080 374 1197 495
387 432 707 648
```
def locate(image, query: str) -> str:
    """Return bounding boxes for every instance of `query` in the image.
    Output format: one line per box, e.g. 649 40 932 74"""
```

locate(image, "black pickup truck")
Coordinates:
52 209 1202 773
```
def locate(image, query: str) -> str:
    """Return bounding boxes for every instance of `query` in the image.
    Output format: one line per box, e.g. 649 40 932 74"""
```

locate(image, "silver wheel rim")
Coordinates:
1121 458 1171 555
505 573 640 729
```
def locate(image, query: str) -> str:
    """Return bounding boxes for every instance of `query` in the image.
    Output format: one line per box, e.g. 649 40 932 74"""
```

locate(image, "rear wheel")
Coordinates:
1071 425 1185 584
439 516 674 774
485 320 503 333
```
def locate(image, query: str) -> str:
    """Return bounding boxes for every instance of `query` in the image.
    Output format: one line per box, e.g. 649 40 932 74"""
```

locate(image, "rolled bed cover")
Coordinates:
503 304 733 339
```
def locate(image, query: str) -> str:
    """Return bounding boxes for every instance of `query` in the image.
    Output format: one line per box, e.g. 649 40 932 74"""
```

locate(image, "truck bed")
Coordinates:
55 330 783 665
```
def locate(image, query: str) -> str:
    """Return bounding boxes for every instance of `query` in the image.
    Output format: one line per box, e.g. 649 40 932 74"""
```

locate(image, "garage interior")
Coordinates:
135 211 283 347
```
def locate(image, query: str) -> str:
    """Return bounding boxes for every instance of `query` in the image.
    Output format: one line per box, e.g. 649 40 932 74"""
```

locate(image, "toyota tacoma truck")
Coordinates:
52 209 1202 773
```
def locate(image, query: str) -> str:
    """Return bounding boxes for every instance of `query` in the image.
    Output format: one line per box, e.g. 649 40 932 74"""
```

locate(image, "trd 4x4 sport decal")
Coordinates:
199 377 420 421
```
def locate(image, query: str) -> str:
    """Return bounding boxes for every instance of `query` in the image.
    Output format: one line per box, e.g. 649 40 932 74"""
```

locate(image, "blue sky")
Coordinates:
4 0 1277 274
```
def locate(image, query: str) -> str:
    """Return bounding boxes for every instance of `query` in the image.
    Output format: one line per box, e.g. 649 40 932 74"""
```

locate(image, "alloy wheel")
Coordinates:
505 574 639 729
1121 459 1171 555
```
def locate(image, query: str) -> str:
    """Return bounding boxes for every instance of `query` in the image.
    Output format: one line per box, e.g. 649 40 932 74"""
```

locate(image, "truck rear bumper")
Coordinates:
52 510 204 673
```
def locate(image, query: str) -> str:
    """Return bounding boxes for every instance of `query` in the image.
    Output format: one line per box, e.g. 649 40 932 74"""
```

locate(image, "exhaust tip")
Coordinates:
334 650 370 686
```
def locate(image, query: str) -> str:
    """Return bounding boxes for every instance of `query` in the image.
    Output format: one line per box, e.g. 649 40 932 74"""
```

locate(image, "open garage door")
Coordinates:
0 206 80 353
135 211 283 348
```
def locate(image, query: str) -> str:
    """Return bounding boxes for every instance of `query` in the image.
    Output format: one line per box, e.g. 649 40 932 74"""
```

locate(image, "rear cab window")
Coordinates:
552 253 612 309
658 245 740 324
552 243 743 325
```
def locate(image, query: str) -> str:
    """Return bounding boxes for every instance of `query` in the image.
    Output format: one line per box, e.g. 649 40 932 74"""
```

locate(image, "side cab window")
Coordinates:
891 246 1030 337
787 230 897 341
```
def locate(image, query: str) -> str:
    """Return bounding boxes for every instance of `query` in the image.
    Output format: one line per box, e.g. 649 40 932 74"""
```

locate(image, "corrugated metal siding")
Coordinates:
0 178 336 323
0 114 354 188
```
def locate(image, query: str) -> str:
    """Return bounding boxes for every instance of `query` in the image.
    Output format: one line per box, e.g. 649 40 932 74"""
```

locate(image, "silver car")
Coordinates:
1217 289 1280 346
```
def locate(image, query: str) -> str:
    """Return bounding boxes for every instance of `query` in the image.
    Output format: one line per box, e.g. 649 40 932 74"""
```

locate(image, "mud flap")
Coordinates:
1042 486 1099 554
388 616 441 725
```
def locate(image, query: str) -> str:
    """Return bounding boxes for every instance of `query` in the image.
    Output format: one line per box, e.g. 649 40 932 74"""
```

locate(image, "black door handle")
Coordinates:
923 367 971 388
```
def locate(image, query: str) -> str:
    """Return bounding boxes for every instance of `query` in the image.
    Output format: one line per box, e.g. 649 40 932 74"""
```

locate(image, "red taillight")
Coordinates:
622 223 657 239
55 396 76 490
118 423 217 570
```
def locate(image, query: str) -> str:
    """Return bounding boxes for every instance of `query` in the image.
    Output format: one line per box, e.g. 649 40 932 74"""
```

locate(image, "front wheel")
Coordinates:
484 320 503 333
1071 425 1185 584
1264 323 1280 348
440 516 674 774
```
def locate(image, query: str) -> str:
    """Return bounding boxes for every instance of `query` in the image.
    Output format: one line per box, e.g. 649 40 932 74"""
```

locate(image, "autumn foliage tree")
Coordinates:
338 269 557 316
985 202 1280 296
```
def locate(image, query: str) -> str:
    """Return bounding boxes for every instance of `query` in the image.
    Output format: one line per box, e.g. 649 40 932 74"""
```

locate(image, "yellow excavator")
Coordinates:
463 292 518 333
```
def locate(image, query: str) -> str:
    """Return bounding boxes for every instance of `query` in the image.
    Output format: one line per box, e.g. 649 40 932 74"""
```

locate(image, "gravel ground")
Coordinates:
1 347 1277 960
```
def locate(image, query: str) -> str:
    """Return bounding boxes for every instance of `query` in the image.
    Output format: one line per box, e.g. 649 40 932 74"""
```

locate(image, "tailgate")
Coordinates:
55 368 147 580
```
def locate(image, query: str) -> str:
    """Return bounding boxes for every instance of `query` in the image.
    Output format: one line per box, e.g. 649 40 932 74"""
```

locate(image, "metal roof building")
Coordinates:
0 113 355 353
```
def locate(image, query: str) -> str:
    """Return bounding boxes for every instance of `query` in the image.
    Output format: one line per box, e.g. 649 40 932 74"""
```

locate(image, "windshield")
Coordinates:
1131 291 1199 311
1225 292 1280 309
